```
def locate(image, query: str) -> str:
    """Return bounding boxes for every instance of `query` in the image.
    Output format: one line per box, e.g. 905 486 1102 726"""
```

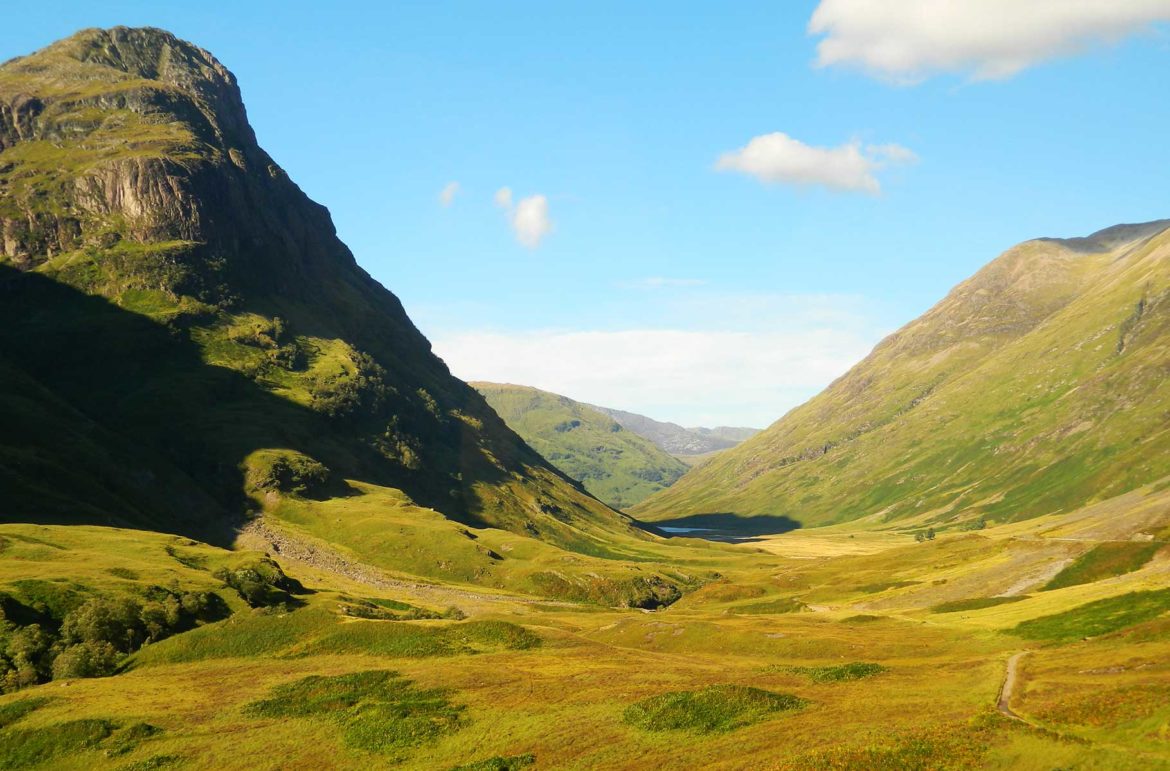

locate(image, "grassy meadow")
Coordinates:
3 477 1169 769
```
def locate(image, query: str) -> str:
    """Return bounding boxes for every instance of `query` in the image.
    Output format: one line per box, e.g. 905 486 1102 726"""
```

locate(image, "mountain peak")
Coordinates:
2 26 256 156
1040 218 1170 254
59 26 232 88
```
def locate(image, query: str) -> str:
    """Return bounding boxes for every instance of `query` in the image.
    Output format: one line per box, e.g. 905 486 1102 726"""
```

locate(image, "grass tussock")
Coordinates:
303 619 541 659
0 696 49 730
734 597 808 614
245 670 463 757
768 662 886 683
0 718 116 768
623 684 806 734
450 753 536 771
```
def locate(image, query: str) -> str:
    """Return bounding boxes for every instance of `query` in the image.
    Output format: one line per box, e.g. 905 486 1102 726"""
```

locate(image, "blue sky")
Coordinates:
5 2 1169 426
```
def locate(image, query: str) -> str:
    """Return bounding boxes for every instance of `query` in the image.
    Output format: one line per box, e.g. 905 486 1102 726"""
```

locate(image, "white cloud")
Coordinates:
715 132 915 194
512 195 552 248
429 293 885 427
494 187 553 248
809 0 1170 83
618 277 707 290
438 181 460 206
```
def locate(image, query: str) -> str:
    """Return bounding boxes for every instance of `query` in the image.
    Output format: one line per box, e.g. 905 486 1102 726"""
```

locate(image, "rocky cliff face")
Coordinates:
0 27 641 551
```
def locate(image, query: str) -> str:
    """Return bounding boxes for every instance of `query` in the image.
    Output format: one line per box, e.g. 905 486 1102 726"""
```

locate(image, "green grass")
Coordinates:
769 662 887 683
474 382 688 509
118 755 186 770
1043 542 1164 590
733 597 808 614
301 619 541 659
1011 589 1170 641
0 697 49 729
0 718 116 768
131 607 336 666
930 596 1028 614
622 685 806 733
245 670 463 757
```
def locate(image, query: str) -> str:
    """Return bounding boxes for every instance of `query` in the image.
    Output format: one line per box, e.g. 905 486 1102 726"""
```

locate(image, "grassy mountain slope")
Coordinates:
587 405 759 457
635 221 1170 530
474 383 689 509
0 27 644 553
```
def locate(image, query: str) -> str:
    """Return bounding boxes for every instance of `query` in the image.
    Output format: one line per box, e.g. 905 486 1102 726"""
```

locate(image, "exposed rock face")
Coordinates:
0 27 642 552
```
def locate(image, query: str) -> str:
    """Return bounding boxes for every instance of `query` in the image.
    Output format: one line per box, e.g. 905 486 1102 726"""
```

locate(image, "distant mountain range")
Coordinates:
634 220 1170 531
587 406 760 458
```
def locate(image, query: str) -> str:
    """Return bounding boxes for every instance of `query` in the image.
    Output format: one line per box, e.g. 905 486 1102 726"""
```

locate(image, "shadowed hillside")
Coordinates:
0 26 642 550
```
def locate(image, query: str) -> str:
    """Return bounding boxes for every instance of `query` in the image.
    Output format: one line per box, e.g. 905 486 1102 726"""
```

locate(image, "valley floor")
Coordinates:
3 482 1170 769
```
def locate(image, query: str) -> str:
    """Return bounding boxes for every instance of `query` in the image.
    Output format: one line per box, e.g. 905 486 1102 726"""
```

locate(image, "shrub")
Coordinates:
214 558 302 608
244 450 331 498
51 640 121 679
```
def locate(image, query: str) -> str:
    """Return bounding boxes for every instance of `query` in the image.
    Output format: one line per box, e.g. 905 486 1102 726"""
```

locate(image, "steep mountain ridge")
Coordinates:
634 221 1170 530
473 383 689 509
0 27 642 551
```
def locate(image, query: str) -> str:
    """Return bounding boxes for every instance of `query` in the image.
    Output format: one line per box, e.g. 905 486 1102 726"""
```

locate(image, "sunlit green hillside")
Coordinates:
636 221 1170 532
474 383 689 509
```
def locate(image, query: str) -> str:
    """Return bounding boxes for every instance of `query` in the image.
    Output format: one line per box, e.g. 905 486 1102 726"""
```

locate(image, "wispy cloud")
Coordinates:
809 0 1170 83
715 132 916 194
495 187 553 247
429 292 886 427
438 181 460 207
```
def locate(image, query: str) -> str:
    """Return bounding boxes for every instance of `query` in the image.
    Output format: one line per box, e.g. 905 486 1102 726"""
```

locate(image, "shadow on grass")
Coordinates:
634 513 801 542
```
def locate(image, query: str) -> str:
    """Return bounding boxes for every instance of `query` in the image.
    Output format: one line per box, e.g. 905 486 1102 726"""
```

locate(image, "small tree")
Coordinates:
915 532 925 543
926 527 936 541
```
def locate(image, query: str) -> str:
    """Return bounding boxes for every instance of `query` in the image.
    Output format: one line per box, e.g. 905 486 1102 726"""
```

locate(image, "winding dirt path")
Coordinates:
997 651 1027 721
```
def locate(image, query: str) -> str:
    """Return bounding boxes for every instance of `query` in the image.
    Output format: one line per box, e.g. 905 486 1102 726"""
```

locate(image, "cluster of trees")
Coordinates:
0 558 301 693
0 586 226 692
915 528 936 543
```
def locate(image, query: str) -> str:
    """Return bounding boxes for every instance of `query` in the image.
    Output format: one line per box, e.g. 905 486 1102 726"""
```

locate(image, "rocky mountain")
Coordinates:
0 27 644 551
586 405 759 458
474 383 689 509
634 220 1170 531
